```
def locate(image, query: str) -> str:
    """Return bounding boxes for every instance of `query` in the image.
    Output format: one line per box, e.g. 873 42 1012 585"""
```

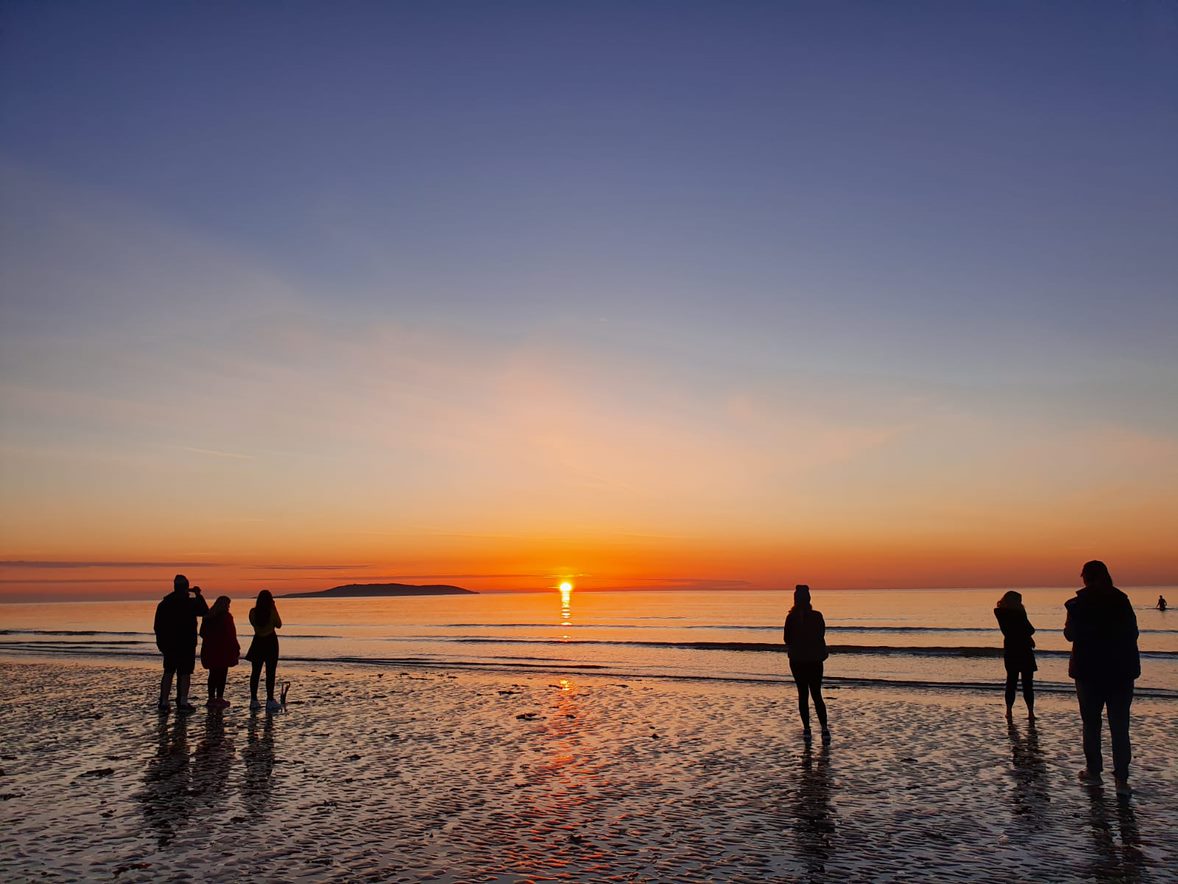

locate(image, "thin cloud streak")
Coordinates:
180 446 255 461
0 560 222 569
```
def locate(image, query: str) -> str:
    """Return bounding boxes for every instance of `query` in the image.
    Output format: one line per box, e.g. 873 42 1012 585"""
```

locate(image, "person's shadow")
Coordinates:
137 714 192 848
1085 787 1144 881
1006 721 1049 827
191 710 234 818
241 711 276 824
792 743 836 878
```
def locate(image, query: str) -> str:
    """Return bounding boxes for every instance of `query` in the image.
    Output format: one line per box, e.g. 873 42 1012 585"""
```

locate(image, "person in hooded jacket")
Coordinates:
1064 560 1140 795
200 595 240 708
784 584 830 743
994 590 1036 720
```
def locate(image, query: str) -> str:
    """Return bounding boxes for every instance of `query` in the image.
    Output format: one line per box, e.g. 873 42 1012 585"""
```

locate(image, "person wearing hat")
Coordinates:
784 584 831 743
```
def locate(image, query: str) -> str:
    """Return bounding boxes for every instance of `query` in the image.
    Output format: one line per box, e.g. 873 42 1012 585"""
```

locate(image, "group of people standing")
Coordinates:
153 574 284 713
782 560 1143 796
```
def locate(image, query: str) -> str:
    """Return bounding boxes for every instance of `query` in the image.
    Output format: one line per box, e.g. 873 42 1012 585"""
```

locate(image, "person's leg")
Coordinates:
810 664 828 730
177 669 191 706
265 656 277 702
1022 671 1035 718
217 668 228 700
790 660 811 731
159 666 175 707
1005 670 1018 715
1075 680 1106 776
250 659 262 703
1106 679 1134 783
207 670 217 701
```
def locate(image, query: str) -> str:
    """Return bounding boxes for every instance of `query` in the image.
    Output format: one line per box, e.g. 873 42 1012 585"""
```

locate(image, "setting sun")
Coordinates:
559 582 573 593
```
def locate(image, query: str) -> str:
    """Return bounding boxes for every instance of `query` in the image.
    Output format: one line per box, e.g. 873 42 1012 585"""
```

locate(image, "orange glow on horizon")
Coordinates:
1 529 1176 603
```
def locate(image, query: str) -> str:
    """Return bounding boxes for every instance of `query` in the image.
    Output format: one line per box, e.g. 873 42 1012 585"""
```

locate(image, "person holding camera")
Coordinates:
154 574 209 713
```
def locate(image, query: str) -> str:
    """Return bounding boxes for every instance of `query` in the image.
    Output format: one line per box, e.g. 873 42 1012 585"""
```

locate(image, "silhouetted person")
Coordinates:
994 590 1036 720
1157 595 1167 611
154 574 208 713
1065 560 1140 796
784 584 830 743
245 589 283 712
199 595 240 708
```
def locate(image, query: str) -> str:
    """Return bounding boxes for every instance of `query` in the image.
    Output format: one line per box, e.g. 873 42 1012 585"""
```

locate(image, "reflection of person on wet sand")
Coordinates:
994 591 1036 721
1085 788 1144 880
192 710 234 818
138 714 192 848
1006 720 1049 827
792 743 835 879
242 711 276 822
783 584 830 744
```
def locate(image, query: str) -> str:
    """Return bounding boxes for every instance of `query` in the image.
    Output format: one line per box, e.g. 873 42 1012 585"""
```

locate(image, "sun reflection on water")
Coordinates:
559 581 572 630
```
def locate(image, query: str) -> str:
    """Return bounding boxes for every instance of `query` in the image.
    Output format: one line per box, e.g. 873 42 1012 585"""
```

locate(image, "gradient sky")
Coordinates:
2 1 1177 599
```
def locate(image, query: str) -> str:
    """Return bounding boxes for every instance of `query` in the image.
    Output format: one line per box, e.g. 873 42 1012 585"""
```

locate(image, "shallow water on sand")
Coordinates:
2 587 1176 694
0 659 1173 882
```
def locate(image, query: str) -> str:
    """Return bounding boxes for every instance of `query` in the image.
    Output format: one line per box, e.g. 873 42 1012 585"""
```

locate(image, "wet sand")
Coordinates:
1 658 1173 882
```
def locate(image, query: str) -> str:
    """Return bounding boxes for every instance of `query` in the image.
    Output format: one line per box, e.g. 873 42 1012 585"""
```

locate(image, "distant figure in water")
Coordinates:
246 590 283 712
994 591 1036 720
1065 560 1140 796
199 595 240 708
784 584 830 743
153 575 209 713
1157 595 1168 612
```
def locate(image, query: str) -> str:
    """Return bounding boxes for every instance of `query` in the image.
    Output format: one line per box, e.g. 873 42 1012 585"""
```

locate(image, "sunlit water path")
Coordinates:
2 587 1175 696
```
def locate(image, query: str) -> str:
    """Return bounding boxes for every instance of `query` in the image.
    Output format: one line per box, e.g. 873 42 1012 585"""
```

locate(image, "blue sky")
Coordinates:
2 2 1176 595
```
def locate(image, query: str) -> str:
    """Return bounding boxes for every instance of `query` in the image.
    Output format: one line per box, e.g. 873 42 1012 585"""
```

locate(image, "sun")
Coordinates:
559 581 573 593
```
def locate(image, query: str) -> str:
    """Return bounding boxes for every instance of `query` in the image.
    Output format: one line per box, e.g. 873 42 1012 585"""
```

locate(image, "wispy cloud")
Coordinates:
245 564 370 571
180 446 255 461
0 560 223 569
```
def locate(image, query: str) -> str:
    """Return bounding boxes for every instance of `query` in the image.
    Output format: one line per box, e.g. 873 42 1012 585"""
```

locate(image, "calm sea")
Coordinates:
2 587 1175 697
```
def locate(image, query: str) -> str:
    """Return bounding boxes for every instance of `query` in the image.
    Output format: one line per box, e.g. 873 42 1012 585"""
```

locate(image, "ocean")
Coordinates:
2 586 1174 697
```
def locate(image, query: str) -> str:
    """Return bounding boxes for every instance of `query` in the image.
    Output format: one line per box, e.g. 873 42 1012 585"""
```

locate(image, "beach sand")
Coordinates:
1 658 1173 882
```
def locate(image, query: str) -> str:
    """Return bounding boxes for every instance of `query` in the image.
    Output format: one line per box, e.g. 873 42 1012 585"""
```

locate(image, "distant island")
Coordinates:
280 583 477 599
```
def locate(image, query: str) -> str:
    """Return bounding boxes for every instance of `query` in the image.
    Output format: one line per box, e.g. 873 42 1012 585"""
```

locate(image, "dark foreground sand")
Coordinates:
1 659 1174 883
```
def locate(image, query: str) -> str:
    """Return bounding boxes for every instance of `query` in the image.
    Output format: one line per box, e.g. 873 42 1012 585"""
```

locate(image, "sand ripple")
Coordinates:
0 660 1174 882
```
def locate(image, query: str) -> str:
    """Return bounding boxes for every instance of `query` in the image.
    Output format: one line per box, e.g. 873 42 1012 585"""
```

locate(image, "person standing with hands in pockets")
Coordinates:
1066 560 1140 796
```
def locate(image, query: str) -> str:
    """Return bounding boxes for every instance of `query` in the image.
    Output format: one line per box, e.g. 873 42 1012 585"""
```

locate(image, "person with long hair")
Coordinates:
783 584 830 743
994 590 1036 720
199 595 240 708
1065 560 1140 795
245 590 283 712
